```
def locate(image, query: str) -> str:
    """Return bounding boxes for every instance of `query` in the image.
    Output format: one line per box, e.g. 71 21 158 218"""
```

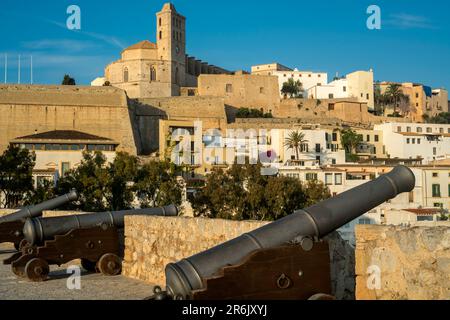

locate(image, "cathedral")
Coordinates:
96 3 230 98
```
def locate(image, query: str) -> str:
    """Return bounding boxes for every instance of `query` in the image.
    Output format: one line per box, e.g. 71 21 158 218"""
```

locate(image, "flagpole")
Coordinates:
18 54 21 84
4 53 6 84
30 55 33 84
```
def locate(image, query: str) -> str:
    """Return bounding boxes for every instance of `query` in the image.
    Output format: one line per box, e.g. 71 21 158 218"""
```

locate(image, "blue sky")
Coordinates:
0 0 449 89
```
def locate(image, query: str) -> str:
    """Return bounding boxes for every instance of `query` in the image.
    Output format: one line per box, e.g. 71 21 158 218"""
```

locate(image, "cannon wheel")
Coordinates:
81 259 98 272
24 258 49 282
308 293 336 300
11 265 26 278
97 253 122 276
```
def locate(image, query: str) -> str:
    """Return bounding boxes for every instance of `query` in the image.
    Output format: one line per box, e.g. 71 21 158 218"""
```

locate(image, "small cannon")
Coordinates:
8 205 178 282
0 190 78 250
152 165 415 300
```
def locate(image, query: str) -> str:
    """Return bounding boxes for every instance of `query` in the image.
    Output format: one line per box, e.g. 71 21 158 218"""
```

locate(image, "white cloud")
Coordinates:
21 39 99 52
385 13 437 30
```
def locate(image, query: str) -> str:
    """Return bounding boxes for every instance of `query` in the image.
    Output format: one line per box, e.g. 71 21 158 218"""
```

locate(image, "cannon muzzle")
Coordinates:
0 190 78 224
23 205 178 246
164 165 415 299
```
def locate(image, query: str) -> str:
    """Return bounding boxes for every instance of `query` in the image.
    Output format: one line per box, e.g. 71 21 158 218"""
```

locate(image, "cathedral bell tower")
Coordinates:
156 3 186 95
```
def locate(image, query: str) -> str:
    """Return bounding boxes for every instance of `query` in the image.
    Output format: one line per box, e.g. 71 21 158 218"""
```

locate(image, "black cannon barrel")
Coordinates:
164 165 415 299
0 190 78 224
24 205 178 246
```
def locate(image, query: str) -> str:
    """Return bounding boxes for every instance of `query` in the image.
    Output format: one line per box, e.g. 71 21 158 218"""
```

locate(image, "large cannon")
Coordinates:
0 190 78 249
154 165 415 300
8 205 178 281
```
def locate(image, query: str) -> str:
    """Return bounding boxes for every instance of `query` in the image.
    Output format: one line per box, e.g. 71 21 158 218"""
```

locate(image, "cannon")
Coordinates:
0 190 78 250
152 165 415 300
8 205 178 282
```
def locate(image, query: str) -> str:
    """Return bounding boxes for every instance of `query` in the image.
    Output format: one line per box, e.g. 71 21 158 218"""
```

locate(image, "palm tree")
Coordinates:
385 83 403 114
281 78 304 99
284 131 308 160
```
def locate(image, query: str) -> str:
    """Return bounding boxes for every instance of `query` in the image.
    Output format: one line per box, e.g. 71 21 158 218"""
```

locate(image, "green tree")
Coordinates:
57 151 110 211
62 74 76 85
384 83 408 115
340 129 362 154
0 145 36 208
191 162 330 221
25 179 55 205
281 78 304 98
134 160 183 208
425 112 450 124
284 131 308 160
236 108 273 118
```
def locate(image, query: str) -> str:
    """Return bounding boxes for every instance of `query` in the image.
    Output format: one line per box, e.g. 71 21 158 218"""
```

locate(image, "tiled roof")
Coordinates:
403 208 441 215
123 40 157 51
13 130 113 142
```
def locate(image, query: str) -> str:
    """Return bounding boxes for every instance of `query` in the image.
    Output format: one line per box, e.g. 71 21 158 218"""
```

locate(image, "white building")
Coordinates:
251 63 328 99
374 122 450 164
307 70 375 110
10 130 118 187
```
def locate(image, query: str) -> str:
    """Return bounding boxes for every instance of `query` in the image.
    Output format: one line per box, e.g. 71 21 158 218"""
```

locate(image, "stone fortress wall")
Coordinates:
0 85 137 155
355 224 450 300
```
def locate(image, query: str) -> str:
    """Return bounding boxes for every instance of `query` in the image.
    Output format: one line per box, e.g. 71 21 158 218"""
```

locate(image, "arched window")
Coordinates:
150 66 156 82
123 67 129 83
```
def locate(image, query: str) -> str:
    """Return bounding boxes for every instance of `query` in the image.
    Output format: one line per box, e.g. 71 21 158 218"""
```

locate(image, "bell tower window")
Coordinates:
123 67 129 83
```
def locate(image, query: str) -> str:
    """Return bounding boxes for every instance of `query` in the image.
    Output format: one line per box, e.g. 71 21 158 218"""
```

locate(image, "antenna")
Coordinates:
18 54 21 84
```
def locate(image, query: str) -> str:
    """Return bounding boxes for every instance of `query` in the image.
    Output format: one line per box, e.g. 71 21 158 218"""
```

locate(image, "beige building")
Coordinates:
10 130 117 187
197 72 281 113
378 82 448 122
100 3 230 99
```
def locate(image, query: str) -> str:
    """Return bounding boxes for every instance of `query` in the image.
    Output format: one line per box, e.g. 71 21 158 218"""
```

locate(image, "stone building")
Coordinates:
100 3 230 99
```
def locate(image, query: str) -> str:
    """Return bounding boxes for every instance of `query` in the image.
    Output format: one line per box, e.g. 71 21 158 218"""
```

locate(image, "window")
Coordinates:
432 172 438 177
259 87 264 94
366 93 369 99
159 31 162 40
374 135 379 142
397 126 401 132
433 147 437 155
406 138 410 144
332 159 336 164
417 127 422 133
409 191 414 203
335 173 342 185
360 93 363 98
300 143 308 152
412 138 415 144
433 203 443 209
406 127 411 132
343 86 347 92
306 173 318 181
315 144 321 153
417 139 421 144
328 93 334 99
328 103 335 111
366 135 370 142
426 127 432 133
61 162 70 177
226 84 232 93
417 216 433 222
150 66 156 81
439 128 444 134
159 18 161 26
123 67 129 82
358 218 371 225
432 184 441 197
325 173 333 185
416 93 419 98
